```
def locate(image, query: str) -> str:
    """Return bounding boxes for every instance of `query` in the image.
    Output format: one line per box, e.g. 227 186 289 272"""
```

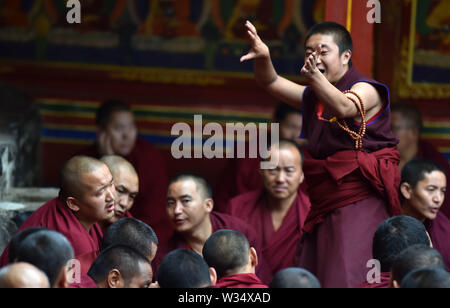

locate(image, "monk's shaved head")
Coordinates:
270 268 321 288
203 230 250 278
266 139 304 166
59 156 108 200
0 263 50 288
101 155 137 178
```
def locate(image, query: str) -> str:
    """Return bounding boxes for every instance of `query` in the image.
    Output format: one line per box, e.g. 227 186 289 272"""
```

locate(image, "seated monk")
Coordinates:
153 173 271 284
71 217 159 288
0 156 116 274
227 139 310 279
0 263 50 288
99 155 139 231
203 230 268 288
214 103 308 213
391 103 450 218
400 267 450 288
85 245 153 288
157 249 216 288
14 229 75 288
400 158 450 271
390 244 446 288
78 99 172 244
357 215 431 288
270 267 321 288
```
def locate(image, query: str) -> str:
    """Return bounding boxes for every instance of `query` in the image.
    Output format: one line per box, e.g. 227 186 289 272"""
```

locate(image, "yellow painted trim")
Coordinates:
346 0 352 32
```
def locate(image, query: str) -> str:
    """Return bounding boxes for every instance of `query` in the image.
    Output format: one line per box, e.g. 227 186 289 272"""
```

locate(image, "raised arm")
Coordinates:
241 21 306 108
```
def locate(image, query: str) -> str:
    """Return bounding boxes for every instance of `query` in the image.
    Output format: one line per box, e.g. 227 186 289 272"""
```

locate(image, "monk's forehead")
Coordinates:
79 164 113 187
168 179 203 197
269 144 301 160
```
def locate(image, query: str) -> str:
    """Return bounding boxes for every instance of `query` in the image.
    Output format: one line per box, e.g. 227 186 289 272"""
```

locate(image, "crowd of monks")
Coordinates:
0 21 450 288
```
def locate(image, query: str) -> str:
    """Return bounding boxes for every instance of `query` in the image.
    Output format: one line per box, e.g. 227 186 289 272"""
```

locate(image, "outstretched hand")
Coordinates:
240 20 270 63
301 46 322 79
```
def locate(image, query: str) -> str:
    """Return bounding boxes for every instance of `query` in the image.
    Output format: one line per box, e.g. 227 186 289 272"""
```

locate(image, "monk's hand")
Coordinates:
240 20 270 62
98 131 114 156
301 46 322 79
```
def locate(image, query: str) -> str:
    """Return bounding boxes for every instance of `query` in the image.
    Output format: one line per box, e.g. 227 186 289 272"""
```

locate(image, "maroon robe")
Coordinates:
417 140 450 219
69 274 98 288
356 272 391 288
0 198 102 274
79 138 172 244
153 211 271 284
295 67 401 288
216 273 268 289
228 188 310 278
214 157 262 213
425 211 450 272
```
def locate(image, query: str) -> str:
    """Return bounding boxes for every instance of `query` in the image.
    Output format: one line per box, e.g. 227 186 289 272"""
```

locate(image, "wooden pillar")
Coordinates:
325 0 374 77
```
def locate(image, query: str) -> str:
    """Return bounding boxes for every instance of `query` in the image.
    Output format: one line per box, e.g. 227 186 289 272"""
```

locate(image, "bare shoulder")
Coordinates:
349 82 383 116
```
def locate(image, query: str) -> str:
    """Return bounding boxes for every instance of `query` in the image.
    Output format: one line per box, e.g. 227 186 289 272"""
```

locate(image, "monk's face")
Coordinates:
166 180 212 234
391 112 419 156
104 111 137 157
124 261 153 288
402 171 447 221
110 167 139 224
304 34 351 84
77 164 116 223
279 113 303 144
261 146 304 200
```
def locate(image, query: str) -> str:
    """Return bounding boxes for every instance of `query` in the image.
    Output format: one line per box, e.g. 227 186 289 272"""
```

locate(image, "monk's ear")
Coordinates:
204 198 214 213
400 183 412 200
249 247 258 268
107 269 124 288
341 49 352 66
66 197 80 212
54 266 70 288
209 267 217 287
298 170 305 185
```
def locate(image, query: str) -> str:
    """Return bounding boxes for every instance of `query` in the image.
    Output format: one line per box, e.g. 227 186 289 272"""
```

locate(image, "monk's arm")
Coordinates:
303 50 382 119
242 21 306 108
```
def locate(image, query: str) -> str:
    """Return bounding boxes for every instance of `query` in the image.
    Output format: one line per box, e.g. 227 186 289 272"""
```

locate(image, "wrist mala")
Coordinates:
335 90 367 150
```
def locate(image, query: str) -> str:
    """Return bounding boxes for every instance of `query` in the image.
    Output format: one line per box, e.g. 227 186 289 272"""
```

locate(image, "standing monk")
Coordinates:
0 156 115 274
79 100 172 244
241 21 401 287
227 140 310 279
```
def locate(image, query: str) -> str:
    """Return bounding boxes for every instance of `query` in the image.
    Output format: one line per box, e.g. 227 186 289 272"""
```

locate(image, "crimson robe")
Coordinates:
153 211 271 284
227 188 310 278
356 272 391 288
79 138 173 244
425 211 450 271
214 157 262 213
295 67 401 288
216 273 268 289
0 198 102 274
69 274 98 288
417 140 450 219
